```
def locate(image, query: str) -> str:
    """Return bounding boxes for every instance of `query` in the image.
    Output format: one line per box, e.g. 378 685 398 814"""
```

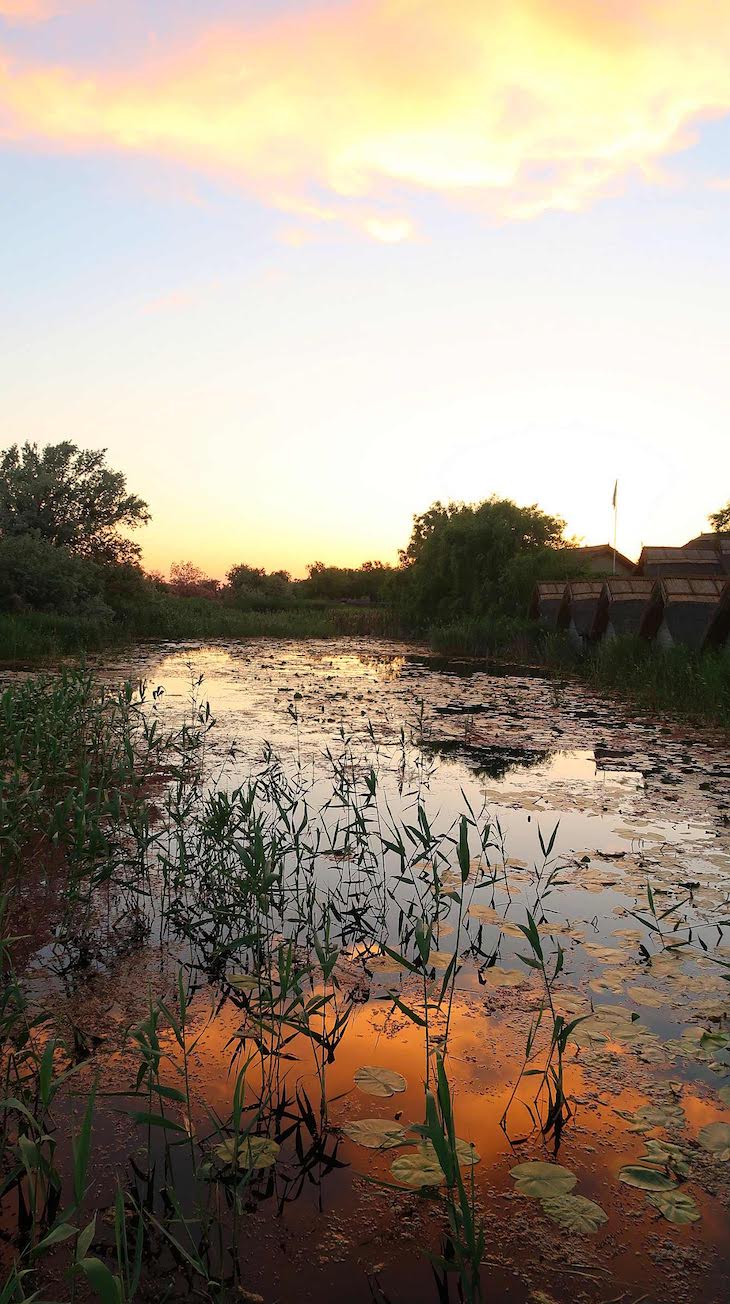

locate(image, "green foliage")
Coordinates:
225 562 292 607
0 442 149 564
0 534 112 618
0 602 398 663
304 560 396 604
399 497 568 623
426 614 537 659
585 636 730 728
709 499 730 533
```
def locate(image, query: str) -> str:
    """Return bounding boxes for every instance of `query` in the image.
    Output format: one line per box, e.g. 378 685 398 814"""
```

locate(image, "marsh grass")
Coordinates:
584 636 730 727
0 603 402 665
1 667 727 1303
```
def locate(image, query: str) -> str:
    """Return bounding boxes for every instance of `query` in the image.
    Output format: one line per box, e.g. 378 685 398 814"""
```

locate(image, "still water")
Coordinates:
7 639 730 1302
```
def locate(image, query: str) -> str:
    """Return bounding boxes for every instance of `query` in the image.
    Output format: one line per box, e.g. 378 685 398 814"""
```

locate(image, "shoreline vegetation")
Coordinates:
1 602 728 731
1 440 728 728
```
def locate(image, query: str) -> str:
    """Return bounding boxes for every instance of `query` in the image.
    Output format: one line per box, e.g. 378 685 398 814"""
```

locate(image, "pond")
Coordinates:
3 638 730 1304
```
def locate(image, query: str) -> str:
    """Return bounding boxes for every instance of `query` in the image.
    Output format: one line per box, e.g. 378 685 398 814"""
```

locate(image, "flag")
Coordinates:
612 480 618 510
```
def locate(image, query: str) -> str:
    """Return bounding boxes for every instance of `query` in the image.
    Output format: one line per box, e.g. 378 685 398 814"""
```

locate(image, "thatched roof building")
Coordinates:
638 547 723 578
681 535 730 574
529 581 566 627
563 544 635 576
639 577 728 650
591 578 654 641
704 580 730 650
557 581 605 646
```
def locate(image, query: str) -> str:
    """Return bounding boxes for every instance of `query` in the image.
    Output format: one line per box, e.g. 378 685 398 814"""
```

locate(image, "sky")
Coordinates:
1 1 729 578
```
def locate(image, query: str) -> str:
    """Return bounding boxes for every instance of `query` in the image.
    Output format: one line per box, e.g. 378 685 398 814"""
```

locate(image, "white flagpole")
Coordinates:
612 480 618 574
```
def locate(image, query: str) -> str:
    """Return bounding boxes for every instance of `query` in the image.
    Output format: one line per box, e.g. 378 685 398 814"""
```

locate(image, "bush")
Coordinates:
0 535 111 618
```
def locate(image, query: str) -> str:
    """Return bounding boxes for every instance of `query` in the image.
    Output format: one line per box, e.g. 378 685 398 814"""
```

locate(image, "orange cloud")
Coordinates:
1 0 729 233
0 1 89 21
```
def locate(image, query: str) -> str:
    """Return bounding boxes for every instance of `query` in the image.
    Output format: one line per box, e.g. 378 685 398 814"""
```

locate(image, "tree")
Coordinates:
225 563 292 605
399 496 568 622
169 561 219 598
304 560 394 602
0 441 150 563
0 533 111 617
709 500 730 533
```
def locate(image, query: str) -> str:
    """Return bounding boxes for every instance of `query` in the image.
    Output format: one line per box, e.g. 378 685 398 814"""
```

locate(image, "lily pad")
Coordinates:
481 966 528 988
215 1135 280 1170
582 943 622 964
391 1146 444 1188
417 1137 481 1167
638 1138 691 1177
717 1086 730 1108
624 1102 685 1133
510 1161 577 1198
589 973 625 995
627 985 666 1009
697 1122 730 1161
700 1031 729 1052
428 951 454 968
342 1118 406 1150
540 1194 608 1234
228 974 259 992
617 1164 675 1190
647 1189 701 1224
354 1065 407 1098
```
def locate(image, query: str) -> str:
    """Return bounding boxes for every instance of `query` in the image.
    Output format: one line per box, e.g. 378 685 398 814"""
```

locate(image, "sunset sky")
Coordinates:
2 0 729 577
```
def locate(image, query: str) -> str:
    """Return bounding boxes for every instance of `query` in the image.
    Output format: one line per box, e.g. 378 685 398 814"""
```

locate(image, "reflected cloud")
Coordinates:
1 2 729 234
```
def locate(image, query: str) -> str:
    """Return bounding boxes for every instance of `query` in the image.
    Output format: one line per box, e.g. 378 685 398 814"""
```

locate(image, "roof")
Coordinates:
564 581 606 598
601 577 654 600
534 582 566 598
567 543 636 570
654 577 727 603
683 533 730 550
640 547 719 563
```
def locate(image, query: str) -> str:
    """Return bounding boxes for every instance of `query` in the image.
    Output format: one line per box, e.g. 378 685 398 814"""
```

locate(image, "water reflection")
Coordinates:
4 638 730 1304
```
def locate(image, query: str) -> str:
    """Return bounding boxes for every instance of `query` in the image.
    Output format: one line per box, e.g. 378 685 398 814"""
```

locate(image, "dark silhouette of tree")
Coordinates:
709 500 730 533
169 561 219 597
0 441 149 563
304 560 394 602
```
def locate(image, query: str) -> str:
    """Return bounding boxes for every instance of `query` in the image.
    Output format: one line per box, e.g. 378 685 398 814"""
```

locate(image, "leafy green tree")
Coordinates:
0 441 150 563
304 560 394 602
225 563 291 605
0 534 111 617
399 496 568 622
709 500 730 533
167 561 221 599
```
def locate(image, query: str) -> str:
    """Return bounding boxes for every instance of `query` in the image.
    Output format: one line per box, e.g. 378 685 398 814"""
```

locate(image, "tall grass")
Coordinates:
562 635 730 729
426 614 538 660
427 623 730 728
0 602 401 664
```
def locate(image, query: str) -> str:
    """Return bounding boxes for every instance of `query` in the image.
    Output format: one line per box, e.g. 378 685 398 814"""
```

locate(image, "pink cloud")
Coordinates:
1 1 729 234
0 1 90 23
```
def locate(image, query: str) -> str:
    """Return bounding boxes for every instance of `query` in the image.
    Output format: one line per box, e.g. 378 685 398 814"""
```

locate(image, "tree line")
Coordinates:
1 441 728 629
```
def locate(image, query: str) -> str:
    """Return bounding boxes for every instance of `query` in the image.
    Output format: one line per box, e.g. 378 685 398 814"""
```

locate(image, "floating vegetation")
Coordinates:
617 1165 676 1191
391 1148 445 1188
647 1189 701 1224
1 650 729 1303
697 1122 730 1160
215 1135 281 1170
510 1162 577 1198
540 1194 608 1234
353 1066 408 1098
342 1118 407 1149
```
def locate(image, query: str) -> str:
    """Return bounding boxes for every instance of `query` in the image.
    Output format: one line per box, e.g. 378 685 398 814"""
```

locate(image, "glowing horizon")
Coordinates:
2 0 729 578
